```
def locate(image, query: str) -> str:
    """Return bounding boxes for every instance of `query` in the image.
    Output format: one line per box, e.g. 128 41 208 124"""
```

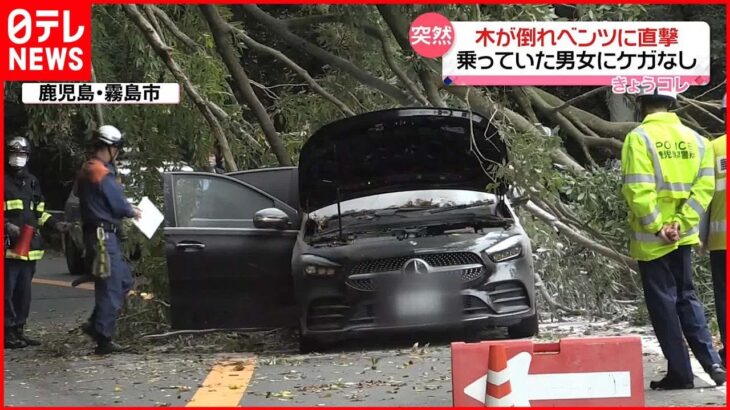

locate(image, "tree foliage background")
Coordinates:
4 4 726 336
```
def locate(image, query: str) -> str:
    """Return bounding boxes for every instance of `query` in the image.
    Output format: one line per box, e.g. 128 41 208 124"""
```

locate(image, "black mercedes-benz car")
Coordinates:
162 108 538 352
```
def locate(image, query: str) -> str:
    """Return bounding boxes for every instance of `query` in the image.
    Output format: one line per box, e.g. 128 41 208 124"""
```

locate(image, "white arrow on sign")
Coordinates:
463 352 631 406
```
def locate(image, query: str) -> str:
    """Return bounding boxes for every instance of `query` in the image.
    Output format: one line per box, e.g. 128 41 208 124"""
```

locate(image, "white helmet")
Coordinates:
637 86 678 101
96 125 123 147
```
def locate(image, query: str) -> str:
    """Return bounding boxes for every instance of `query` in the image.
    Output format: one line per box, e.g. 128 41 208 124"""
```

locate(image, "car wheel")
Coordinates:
65 233 84 276
298 327 321 354
507 313 539 339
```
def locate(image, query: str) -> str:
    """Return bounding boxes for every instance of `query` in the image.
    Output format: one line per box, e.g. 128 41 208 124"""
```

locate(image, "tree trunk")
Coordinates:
200 5 292 166
606 92 635 123
241 5 415 106
123 4 239 172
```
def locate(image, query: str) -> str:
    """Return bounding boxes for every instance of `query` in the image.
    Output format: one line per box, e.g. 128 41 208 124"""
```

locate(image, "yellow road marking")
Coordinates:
187 358 256 407
32 278 94 291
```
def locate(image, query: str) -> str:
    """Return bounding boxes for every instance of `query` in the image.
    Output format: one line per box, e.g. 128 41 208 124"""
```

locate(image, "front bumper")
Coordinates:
300 279 535 341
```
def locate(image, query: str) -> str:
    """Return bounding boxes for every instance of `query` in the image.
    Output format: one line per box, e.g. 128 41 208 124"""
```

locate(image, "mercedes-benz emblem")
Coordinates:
402 258 430 275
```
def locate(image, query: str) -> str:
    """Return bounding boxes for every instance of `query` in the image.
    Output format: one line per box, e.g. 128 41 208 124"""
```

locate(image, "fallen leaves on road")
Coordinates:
270 390 295 401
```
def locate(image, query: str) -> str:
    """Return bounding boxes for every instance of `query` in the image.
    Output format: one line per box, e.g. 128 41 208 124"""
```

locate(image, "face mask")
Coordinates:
9 154 27 168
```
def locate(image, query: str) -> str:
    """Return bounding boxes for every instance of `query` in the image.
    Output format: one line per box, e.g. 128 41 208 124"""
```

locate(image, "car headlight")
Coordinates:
301 255 340 277
485 235 523 263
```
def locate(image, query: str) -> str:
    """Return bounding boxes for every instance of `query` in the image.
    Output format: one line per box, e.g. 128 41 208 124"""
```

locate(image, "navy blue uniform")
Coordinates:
76 159 135 341
4 167 58 331
638 246 722 384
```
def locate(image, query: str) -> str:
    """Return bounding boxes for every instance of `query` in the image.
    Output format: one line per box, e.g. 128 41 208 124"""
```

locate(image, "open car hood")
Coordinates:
298 108 508 212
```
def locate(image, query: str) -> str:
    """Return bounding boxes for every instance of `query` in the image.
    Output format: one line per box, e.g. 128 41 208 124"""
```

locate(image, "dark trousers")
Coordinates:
710 250 726 364
4 259 36 329
638 246 721 383
84 232 134 340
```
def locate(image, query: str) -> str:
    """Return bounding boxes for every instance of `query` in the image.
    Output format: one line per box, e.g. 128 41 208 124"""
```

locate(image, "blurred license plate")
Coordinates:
374 273 462 327
395 289 443 319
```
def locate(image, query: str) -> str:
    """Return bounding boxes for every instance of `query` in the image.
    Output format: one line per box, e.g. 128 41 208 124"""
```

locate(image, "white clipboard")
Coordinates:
132 197 164 239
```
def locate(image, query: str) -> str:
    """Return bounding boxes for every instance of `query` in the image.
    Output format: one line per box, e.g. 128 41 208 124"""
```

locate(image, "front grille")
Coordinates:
348 252 483 275
460 267 483 282
306 298 350 330
345 252 486 292
348 278 376 292
486 281 530 314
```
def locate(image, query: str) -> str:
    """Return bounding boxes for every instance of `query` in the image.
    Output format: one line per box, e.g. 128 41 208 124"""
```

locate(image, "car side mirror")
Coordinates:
254 208 291 230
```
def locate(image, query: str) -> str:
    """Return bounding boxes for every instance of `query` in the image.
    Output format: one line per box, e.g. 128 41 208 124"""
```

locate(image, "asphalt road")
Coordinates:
3 256 727 406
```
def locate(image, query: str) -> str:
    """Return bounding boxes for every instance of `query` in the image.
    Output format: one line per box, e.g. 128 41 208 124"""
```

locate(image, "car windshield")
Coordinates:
310 190 496 220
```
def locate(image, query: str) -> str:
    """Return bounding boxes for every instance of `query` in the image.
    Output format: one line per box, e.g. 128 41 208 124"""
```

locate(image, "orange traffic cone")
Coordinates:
11 225 34 257
485 344 514 407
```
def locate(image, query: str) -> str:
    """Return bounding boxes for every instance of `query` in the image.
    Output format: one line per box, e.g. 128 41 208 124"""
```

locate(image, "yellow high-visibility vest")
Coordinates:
5 249 45 261
708 134 726 251
621 112 715 261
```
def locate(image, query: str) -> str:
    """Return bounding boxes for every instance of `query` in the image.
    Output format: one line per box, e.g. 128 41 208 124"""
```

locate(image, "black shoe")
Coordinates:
14 327 40 346
708 364 726 387
72 275 95 287
94 340 128 355
649 377 694 390
81 322 97 339
4 330 27 349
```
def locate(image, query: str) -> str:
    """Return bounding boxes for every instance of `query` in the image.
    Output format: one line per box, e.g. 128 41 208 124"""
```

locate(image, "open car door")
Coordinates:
163 172 298 330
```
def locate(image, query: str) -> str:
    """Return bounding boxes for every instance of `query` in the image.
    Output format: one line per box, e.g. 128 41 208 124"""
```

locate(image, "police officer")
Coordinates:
621 87 726 389
4 137 69 348
702 93 726 367
76 125 141 355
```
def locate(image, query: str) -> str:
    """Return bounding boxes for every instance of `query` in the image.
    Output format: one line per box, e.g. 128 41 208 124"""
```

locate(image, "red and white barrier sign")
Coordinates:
451 336 644 407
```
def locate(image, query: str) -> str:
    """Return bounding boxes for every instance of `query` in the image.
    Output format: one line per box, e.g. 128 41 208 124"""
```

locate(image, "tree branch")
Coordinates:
534 272 585 316
206 100 262 149
241 5 414 106
678 112 709 134
567 112 601 138
678 95 724 126
525 200 639 272
151 6 203 52
90 64 104 126
142 327 278 339
527 87 622 158
358 24 429 105
229 25 356 116
531 87 638 141
265 6 431 106
123 4 238 172
512 87 539 124
142 5 166 44
418 70 447 107
376 5 445 107
282 14 342 28
549 86 609 114
200 5 292 166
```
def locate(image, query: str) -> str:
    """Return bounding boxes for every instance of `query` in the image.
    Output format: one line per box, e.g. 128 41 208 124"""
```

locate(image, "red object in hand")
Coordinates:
11 225 34 257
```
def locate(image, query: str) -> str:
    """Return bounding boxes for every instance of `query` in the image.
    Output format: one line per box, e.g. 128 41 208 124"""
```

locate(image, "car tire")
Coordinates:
507 313 539 339
298 328 321 354
65 233 84 276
